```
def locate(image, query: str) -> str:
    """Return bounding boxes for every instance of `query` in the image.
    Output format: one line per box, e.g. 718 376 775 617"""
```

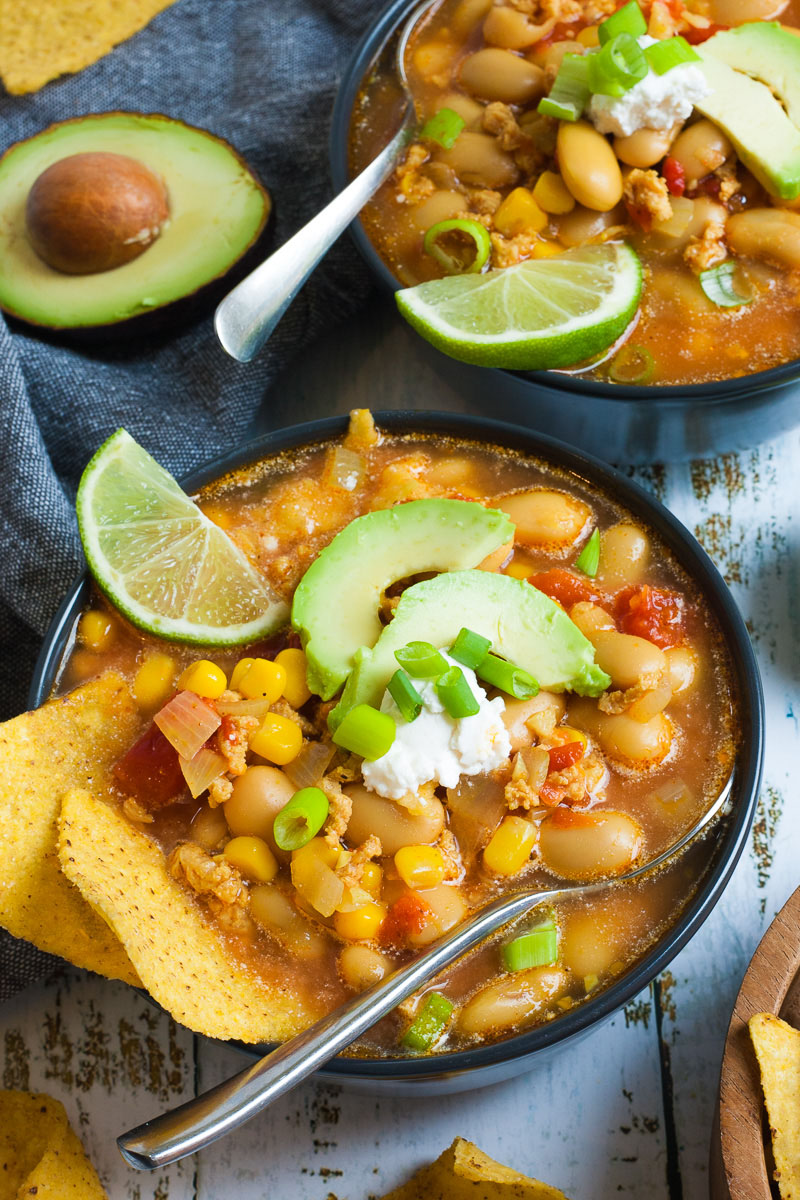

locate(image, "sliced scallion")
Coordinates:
476 653 539 699
608 344 655 384
598 0 647 45
419 106 466 150
588 33 648 97
644 35 699 75
273 787 329 851
575 528 601 577
401 992 454 1052
388 669 423 723
449 627 492 670
395 641 449 679
423 218 491 275
331 703 396 761
436 666 480 718
538 52 591 122
502 919 558 971
699 260 753 308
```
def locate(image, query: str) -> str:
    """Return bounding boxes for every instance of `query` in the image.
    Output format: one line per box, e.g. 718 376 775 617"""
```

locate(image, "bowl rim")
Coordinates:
29 410 765 1079
329 0 800 404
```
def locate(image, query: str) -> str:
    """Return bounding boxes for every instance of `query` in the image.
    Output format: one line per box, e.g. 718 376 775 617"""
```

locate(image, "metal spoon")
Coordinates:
214 0 434 363
117 769 734 1169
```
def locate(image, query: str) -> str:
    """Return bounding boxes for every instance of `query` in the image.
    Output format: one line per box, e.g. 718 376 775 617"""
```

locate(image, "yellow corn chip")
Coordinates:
380 1137 573 1200
750 1011 800 1200
0 1089 108 1198
0 673 138 984
0 0 179 95
58 788 328 1043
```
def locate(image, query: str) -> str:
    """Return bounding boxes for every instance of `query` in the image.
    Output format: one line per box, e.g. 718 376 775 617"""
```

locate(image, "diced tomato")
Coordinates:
548 741 584 773
537 19 587 46
662 157 685 198
380 893 433 945
527 568 609 611
537 780 562 807
616 584 685 648
548 805 596 828
683 22 725 43
113 723 186 809
688 174 722 199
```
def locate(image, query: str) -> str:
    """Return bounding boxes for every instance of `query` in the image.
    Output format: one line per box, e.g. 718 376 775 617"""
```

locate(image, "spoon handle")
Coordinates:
117 885 555 1169
214 106 414 363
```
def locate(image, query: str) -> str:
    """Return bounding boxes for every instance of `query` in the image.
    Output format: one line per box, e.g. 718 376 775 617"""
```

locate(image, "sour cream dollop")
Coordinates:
588 36 710 138
361 653 511 801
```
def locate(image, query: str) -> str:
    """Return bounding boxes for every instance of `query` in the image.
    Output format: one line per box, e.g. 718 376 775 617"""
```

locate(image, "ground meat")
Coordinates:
684 219 727 274
122 795 154 824
465 187 503 217
343 408 379 452
504 746 550 810
393 780 438 817
541 752 608 808
491 230 541 267
717 164 741 205
598 672 666 715
395 143 434 203
321 775 353 847
217 713 259 777
206 896 255 938
482 102 530 153
271 697 315 737
208 776 233 808
437 828 462 880
337 835 382 891
169 842 246 908
624 168 673 231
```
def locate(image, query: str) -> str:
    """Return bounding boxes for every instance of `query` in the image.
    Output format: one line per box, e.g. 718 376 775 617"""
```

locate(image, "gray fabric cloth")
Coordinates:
0 0 379 992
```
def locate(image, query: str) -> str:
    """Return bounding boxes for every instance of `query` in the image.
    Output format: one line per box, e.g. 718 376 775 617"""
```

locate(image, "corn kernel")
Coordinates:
223 836 278 883
292 837 339 871
334 901 387 941
360 861 383 899
230 657 255 691
554 724 589 750
67 649 100 684
493 188 548 237
531 240 564 259
133 652 176 710
237 658 286 703
505 560 534 580
275 647 312 709
178 659 227 699
533 170 575 215
395 845 447 890
78 609 116 652
483 816 537 876
576 24 599 46
199 502 233 529
250 713 303 764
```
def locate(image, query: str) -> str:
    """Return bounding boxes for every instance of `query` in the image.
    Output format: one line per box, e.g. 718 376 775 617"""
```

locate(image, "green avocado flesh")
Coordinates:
0 113 268 328
697 37 800 200
291 499 514 701
328 569 611 729
703 23 800 128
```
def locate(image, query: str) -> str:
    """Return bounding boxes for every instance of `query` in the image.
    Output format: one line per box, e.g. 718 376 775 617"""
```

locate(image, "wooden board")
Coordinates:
712 885 800 1200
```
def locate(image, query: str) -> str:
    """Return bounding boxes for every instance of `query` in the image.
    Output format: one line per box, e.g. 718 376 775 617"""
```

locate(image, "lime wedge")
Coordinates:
396 243 642 370
77 429 288 645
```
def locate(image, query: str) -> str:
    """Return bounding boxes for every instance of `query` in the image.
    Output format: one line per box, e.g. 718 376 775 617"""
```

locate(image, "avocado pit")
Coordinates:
25 151 169 275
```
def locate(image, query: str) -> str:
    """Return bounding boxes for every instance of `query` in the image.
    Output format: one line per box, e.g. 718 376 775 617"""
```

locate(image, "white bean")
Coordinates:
597 523 650 589
669 120 732 185
502 691 566 750
665 646 698 697
538 809 644 880
225 765 295 860
495 488 591 549
569 601 616 641
459 966 567 1036
709 0 788 23
614 126 677 168
557 121 623 212
437 132 519 188
592 630 667 689
727 208 800 270
460 48 545 104
346 785 445 855
339 944 391 991
406 884 468 946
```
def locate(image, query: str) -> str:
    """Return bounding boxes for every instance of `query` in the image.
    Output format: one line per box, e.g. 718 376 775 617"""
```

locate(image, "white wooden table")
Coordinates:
3 301 797 1200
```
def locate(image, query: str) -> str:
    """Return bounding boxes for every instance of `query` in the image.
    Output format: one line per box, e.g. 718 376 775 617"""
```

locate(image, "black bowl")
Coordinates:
29 411 764 1096
329 0 800 464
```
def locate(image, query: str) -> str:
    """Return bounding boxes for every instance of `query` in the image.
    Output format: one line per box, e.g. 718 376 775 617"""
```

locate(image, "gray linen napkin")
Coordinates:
0 0 381 995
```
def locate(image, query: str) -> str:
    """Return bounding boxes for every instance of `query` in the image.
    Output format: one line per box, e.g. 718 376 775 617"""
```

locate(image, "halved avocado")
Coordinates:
0 112 270 330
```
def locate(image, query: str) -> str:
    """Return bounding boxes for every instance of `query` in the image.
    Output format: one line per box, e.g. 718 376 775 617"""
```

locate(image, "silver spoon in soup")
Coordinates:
118 766 734 1169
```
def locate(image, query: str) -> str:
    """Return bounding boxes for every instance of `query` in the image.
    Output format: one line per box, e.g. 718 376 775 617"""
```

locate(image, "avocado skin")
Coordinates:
0 113 272 338
328 569 611 729
292 499 515 701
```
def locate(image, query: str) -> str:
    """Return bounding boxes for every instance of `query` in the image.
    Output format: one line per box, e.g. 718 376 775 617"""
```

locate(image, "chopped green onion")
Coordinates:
699 260 753 308
419 106 466 149
476 653 539 699
388 669 423 723
436 666 480 718
608 344 655 384
423 218 491 275
575 528 601 577
538 52 591 122
449 627 492 670
598 0 647 45
273 786 329 851
502 919 558 971
401 992 454 1052
331 703 396 760
644 35 699 74
395 641 449 679
588 33 648 97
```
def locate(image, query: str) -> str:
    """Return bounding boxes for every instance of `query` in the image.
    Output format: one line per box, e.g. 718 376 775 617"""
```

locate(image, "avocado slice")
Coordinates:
695 47 800 199
328 569 611 729
702 23 800 128
292 499 514 700
0 113 270 330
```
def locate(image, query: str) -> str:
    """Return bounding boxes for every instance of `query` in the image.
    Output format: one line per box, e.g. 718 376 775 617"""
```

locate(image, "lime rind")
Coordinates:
77 429 288 645
396 243 643 370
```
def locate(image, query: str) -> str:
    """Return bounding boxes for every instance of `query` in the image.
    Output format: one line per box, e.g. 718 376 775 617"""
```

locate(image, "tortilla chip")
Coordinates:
0 674 139 984
750 1011 800 1199
380 1137 572 1200
0 0 178 95
0 1089 108 1198
58 788 327 1043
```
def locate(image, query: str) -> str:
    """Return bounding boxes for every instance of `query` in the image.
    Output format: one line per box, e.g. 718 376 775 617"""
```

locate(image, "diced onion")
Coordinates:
330 446 366 492
154 691 221 760
652 195 694 240
180 747 228 799
215 697 274 718
284 741 335 789
649 778 691 807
